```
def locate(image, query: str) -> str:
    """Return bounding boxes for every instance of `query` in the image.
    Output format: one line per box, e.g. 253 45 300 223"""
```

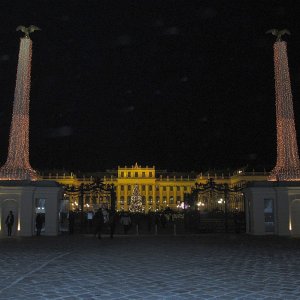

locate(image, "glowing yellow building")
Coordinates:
41 163 268 213
116 163 196 212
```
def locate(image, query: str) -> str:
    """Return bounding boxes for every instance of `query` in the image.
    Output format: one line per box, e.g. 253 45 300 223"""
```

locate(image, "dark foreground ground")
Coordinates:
1 234 300 300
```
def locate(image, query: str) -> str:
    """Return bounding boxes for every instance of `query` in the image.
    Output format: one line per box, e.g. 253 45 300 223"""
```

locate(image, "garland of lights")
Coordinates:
129 184 144 212
0 38 37 180
269 41 300 181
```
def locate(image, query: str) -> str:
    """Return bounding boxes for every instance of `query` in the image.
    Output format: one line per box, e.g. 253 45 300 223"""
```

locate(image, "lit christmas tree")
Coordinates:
129 184 144 212
266 29 300 181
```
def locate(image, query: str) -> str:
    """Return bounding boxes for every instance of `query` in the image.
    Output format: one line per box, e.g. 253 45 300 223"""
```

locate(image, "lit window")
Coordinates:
35 199 46 214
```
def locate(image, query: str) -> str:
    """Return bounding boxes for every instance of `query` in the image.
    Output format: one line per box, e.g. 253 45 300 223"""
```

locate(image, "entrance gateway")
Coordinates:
244 181 300 236
0 181 62 236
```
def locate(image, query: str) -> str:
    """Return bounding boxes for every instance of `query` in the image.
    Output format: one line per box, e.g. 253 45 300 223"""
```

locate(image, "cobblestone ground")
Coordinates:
1 234 300 299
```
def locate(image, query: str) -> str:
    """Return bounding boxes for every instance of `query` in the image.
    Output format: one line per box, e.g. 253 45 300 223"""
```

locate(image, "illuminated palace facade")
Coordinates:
42 163 267 213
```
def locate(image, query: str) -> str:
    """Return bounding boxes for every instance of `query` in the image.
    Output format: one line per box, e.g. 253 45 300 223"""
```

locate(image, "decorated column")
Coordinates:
267 29 300 181
0 26 40 180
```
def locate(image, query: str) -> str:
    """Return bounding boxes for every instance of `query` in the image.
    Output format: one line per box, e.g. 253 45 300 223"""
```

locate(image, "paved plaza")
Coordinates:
1 234 300 299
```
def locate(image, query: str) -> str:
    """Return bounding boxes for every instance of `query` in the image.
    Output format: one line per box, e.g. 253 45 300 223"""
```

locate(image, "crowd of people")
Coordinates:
3 207 172 237
69 207 135 238
67 208 173 238
3 208 244 237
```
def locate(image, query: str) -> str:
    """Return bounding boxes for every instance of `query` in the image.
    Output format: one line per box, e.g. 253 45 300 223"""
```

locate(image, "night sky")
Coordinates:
0 0 299 173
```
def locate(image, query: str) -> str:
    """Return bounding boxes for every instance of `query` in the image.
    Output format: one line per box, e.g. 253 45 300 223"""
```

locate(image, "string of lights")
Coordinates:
129 184 144 212
269 41 300 181
0 37 37 180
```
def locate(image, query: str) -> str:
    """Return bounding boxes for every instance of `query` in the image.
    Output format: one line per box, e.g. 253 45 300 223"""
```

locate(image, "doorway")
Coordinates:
1 200 18 236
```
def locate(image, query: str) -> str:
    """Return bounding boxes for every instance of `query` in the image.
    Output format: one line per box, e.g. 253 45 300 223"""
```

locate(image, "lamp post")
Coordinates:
79 183 85 231
223 184 229 233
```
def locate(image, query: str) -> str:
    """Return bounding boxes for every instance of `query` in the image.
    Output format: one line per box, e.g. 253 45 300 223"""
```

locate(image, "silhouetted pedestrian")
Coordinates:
5 211 14 236
155 213 160 226
102 207 109 224
120 213 131 234
147 213 152 232
87 211 94 233
36 213 43 236
109 210 117 238
93 208 104 239
160 213 167 228
68 211 75 234
234 212 241 234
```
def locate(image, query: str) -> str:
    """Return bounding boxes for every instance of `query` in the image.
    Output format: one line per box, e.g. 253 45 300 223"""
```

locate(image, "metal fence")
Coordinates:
61 210 245 235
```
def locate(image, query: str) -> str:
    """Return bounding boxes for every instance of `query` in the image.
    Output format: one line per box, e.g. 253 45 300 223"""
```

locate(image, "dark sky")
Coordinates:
0 0 299 173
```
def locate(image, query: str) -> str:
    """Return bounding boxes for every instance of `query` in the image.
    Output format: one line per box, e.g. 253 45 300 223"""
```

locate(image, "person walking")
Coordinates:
160 213 167 228
93 208 104 239
35 213 44 236
102 207 109 226
120 213 131 235
109 210 117 239
87 211 94 234
5 211 14 237
68 211 75 234
147 213 153 232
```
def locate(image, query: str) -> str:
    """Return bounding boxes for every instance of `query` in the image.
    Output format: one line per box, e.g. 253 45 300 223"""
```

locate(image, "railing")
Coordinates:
196 171 268 180
40 174 194 182
40 174 118 182
40 171 269 182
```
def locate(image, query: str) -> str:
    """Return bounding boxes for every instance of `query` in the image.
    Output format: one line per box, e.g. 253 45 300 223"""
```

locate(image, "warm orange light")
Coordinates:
0 38 37 180
269 41 300 181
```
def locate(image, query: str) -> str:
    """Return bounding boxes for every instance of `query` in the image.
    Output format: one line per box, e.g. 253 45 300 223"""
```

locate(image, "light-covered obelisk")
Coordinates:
266 29 300 181
0 25 40 180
